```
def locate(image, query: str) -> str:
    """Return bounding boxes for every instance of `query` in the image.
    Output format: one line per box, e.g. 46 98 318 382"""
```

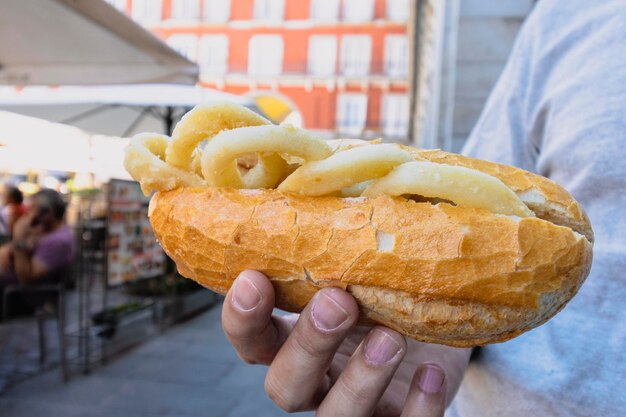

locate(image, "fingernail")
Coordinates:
232 274 262 311
311 290 349 331
363 329 402 365
418 363 445 394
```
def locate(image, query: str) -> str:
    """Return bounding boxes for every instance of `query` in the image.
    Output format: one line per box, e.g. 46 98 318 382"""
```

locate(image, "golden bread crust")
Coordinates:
150 187 592 347
405 148 593 241
125 105 594 347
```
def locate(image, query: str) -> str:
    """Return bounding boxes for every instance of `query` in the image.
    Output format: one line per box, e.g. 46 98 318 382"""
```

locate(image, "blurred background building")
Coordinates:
106 0 412 141
1 0 533 151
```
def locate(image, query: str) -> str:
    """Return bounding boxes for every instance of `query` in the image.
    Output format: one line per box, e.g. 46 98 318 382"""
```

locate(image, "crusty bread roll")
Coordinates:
125 103 593 347
147 148 592 347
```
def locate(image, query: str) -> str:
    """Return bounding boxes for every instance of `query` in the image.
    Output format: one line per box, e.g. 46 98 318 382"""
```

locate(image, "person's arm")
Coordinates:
7 206 19 236
11 213 51 284
11 244 52 284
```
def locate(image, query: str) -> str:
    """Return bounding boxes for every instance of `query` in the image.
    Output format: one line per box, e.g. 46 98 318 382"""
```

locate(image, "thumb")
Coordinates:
400 362 447 417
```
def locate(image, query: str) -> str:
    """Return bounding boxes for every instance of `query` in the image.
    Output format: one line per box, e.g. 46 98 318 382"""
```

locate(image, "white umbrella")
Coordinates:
0 111 92 173
0 111 131 179
89 134 132 181
0 0 198 86
0 84 251 107
0 84 258 136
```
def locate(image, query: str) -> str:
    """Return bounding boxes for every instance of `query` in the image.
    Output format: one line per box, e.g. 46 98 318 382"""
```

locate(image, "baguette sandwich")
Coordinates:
124 103 593 347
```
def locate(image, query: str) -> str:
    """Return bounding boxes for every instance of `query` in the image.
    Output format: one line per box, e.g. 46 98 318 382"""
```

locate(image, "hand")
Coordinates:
222 270 472 416
12 210 36 241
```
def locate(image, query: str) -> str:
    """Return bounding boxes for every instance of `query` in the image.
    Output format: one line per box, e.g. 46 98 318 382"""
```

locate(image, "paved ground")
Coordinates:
0 304 314 417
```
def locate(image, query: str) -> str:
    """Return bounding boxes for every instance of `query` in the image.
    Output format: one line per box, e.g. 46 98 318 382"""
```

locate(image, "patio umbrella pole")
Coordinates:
164 106 174 135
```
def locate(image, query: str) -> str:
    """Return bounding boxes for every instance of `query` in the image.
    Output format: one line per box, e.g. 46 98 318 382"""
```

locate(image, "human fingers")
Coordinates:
222 270 293 365
400 362 447 417
264 287 359 412
316 327 407 417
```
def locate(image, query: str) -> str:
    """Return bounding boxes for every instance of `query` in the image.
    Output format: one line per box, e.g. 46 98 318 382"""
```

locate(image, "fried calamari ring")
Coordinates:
124 133 205 195
124 103 532 219
200 124 332 188
166 103 271 173
362 161 534 217
277 144 413 196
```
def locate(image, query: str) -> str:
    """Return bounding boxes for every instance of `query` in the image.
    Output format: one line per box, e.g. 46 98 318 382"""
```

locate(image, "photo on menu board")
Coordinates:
106 179 166 286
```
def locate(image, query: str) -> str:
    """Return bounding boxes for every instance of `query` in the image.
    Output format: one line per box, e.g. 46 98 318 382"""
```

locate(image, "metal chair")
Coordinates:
2 267 71 382
0 234 10 245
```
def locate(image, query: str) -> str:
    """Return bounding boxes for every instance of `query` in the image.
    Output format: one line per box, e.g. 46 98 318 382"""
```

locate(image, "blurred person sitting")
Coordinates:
0 189 75 314
0 185 27 237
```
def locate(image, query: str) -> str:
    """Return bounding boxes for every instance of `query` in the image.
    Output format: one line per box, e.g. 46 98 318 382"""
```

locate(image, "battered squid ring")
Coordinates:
277 144 413 196
124 133 206 195
123 103 533 220
200 124 332 188
165 102 271 174
363 161 534 217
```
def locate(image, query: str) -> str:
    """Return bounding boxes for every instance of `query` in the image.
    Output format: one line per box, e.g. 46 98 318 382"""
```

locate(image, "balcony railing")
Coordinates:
200 60 409 79
135 16 409 28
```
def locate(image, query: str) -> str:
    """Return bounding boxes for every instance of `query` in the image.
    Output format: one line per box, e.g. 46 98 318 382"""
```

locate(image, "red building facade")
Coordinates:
109 0 411 139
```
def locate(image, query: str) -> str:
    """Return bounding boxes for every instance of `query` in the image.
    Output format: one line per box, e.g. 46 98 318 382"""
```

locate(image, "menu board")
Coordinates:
106 179 165 286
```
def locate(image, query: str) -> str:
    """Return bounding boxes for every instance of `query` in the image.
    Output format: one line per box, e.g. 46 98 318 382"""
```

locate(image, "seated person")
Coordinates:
0 189 75 313
0 185 27 237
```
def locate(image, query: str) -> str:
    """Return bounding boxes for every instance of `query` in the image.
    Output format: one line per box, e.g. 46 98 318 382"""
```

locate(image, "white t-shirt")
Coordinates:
450 1 626 416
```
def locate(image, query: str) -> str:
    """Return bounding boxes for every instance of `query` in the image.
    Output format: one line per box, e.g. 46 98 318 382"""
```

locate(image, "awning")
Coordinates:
0 0 198 85
0 111 131 180
0 84 259 136
0 84 251 107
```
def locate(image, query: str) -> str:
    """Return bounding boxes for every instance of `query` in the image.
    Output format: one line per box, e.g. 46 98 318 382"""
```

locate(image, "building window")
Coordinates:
382 94 410 138
308 35 337 76
337 94 368 136
166 34 198 62
171 0 199 21
310 0 340 22
198 35 229 75
131 0 162 24
105 0 126 12
204 0 230 23
340 35 372 77
386 0 411 22
342 0 374 22
248 35 284 76
384 35 408 78
254 0 285 21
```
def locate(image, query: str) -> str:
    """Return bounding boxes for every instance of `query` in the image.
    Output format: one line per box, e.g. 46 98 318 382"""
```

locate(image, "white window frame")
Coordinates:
381 94 410 138
254 0 285 21
166 34 198 62
340 35 372 77
203 0 230 23
248 35 284 76
386 0 411 22
342 0 374 22
131 0 162 24
170 0 200 21
384 35 409 78
310 0 340 22
198 35 229 75
308 35 337 76
336 94 368 136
